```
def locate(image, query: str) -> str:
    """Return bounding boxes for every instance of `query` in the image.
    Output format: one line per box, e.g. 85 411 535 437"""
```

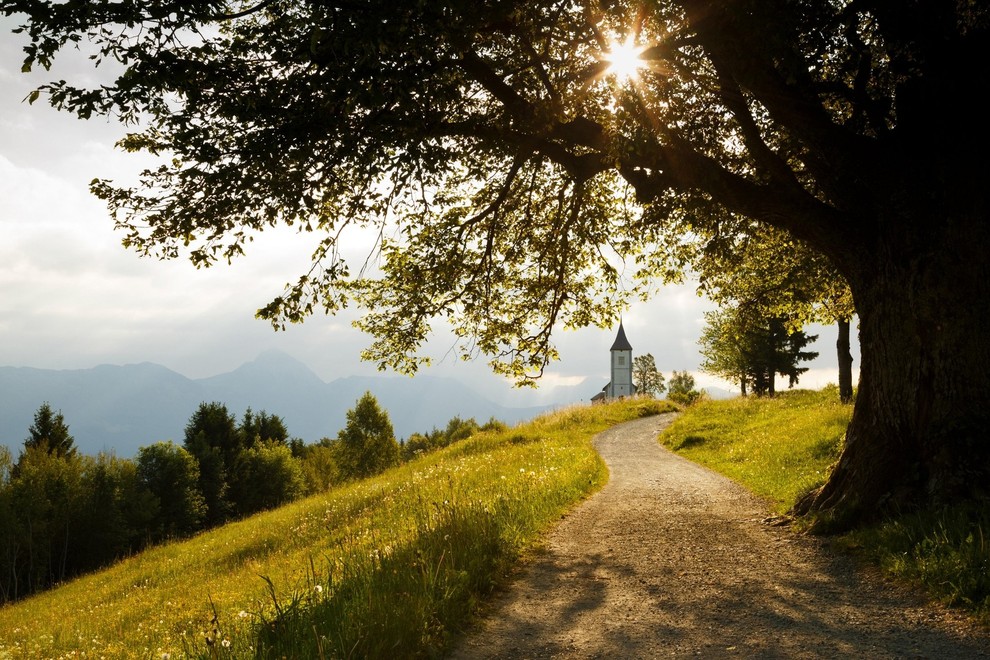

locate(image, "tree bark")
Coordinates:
795 207 990 529
836 319 854 404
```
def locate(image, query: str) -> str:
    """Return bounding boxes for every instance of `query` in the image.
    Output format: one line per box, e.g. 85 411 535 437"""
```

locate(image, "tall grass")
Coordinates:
0 397 673 659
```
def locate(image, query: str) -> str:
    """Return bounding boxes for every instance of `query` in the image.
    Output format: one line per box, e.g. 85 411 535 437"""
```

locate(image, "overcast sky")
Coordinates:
0 23 858 407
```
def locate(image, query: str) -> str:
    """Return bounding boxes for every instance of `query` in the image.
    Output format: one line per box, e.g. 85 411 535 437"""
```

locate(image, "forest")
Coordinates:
0 395 500 603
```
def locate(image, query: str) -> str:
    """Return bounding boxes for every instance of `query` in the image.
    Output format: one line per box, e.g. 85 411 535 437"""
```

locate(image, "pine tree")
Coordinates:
24 403 76 459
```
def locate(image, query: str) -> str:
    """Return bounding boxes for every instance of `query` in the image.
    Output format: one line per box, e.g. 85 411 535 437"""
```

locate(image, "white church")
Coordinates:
591 322 636 402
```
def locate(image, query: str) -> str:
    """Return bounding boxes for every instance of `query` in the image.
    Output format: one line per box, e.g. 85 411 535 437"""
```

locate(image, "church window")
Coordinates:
617 355 625 366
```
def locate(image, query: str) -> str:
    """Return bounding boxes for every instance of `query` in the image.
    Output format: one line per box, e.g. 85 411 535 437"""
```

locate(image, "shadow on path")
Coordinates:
450 414 990 659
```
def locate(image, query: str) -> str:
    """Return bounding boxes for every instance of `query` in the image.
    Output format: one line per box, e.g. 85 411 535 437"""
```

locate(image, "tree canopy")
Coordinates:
336 392 399 480
666 370 701 407
4 0 989 528
700 307 819 397
632 353 665 398
678 218 855 401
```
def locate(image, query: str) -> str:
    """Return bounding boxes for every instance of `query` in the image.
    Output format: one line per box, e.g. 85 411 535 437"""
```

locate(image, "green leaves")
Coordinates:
9 0 977 388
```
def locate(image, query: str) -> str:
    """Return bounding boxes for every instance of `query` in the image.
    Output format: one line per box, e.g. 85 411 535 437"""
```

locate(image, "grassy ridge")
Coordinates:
660 387 990 622
0 398 673 659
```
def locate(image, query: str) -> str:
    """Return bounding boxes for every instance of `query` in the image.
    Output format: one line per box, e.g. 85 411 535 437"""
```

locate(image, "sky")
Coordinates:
0 21 858 408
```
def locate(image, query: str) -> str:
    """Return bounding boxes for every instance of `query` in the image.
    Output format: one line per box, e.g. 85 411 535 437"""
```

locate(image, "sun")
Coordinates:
604 35 645 82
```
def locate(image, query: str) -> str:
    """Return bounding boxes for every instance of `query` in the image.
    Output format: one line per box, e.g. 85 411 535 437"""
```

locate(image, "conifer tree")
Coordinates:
24 402 75 459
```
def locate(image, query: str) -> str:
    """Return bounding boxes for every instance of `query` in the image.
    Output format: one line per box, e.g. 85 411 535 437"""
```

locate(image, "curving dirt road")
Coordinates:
450 414 990 659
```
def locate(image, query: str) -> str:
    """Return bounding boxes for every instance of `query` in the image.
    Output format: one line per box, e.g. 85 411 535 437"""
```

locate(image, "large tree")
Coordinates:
136 441 207 540
3 1 988 529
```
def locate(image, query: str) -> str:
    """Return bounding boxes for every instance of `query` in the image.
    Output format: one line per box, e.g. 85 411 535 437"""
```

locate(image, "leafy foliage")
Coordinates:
700 306 819 396
3 0 938 375
136 441 207 540
335 392 400 481
228 441 305 516
632 353 665 397
678 220 853 401
666 370 702 406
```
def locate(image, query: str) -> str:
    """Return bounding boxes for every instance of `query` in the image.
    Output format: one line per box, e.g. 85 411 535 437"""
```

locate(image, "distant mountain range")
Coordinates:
0 351 555 457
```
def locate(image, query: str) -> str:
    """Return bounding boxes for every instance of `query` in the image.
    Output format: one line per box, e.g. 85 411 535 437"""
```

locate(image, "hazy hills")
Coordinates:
0 351 556 457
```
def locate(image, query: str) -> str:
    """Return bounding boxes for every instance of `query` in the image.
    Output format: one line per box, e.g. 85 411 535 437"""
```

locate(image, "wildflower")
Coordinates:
221 639 231 649
238 610 249 619
314 584 324 595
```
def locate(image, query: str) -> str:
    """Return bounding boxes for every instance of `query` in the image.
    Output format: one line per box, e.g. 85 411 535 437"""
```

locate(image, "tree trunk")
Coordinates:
836 318 854 404
795 209 990 530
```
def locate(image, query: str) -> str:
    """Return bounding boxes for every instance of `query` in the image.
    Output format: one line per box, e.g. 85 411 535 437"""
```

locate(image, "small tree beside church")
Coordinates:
632 354 666 398
667 371 702 406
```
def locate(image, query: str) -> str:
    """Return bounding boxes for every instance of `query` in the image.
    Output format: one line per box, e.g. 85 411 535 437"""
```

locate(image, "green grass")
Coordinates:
659 386 851 512
660 387 990 623
0 397 674 659
842 505 990 621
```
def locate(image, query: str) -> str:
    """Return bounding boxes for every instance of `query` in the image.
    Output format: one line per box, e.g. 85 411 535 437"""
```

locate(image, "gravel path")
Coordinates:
450 414 990 659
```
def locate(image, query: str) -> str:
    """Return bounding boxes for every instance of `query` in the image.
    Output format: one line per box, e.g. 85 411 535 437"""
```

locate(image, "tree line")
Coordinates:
0 394 500 604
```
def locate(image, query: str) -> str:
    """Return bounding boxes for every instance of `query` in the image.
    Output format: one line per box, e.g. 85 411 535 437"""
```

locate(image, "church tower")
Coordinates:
606 321 635 398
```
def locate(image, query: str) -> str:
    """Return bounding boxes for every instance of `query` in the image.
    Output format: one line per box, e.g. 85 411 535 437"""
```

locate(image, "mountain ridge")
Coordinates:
0 351 554 457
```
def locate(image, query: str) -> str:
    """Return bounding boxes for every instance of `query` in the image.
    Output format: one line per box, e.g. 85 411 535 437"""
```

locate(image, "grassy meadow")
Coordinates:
658 386 851 512
660 386 990 622
0 397 673 659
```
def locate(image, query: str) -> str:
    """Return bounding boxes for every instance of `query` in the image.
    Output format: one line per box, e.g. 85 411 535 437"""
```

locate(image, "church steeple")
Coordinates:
610 321 633 351
607 321 635 398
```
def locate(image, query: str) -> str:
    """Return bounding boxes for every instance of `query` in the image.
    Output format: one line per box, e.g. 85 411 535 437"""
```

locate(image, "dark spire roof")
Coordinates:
610 321 632 351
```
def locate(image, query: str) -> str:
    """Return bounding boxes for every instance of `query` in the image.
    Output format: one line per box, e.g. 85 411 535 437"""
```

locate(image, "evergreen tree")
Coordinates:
239 408 289 446
136 441 207 540
183 402 239 526
24 403 75 459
